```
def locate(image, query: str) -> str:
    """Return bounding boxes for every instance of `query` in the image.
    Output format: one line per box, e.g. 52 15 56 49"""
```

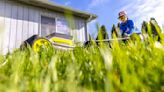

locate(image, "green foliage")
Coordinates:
0 20 164 92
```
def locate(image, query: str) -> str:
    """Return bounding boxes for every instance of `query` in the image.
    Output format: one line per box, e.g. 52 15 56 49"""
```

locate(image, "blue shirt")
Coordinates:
120 19 134 35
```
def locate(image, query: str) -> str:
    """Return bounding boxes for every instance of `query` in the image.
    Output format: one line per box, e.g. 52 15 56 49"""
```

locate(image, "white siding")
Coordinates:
33 10 40 35
0 0 5 53
80 20 85 42
3 1 12 54
9 2 18 52
22 6 29 42
75 18 86 42
73 19 78 43
71 18 87 43
16 4 23 48
28 6 34 38
0 1 41 54
76 19 81 42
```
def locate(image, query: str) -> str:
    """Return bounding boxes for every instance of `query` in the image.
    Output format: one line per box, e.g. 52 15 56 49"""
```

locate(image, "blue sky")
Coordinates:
50 0 164 38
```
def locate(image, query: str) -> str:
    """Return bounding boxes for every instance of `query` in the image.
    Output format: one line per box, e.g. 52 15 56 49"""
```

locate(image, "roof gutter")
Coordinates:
87 14 97 23
87 15 93 22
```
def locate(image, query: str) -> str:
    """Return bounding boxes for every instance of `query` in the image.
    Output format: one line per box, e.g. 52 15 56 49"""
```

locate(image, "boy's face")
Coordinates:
119 15 127 22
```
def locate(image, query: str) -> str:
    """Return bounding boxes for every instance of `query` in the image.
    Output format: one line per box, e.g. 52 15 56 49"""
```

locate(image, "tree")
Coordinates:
141 18 163 41
149 18 162 41
141 21 148 33
111 24 121 38
96 25 109 40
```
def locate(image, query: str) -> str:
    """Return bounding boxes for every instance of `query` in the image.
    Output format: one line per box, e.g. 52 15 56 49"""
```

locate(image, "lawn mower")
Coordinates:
20 33 74 53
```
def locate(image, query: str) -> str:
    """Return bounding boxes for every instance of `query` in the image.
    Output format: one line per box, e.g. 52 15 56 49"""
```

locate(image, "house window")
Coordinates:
56 18 70 35
41 16 56 37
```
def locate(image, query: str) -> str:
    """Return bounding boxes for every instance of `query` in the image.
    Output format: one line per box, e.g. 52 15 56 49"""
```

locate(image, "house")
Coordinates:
0 0 97 54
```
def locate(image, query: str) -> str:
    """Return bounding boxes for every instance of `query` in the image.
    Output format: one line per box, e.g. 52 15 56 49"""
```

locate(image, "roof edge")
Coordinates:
14 0 97 22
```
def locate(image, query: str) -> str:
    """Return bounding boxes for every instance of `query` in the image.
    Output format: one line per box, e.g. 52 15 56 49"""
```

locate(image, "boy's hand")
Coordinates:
125 28 130 32
123 33 130 38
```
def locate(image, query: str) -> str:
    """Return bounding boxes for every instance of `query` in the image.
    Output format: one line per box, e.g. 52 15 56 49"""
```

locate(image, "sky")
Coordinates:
50 0 164 38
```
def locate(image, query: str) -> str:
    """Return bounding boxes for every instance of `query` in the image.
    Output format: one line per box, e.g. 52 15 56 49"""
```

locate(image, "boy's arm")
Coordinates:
125 20 135 34
128 20 134 30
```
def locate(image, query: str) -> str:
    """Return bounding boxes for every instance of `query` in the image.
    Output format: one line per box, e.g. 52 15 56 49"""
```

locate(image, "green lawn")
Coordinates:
0 22 164 92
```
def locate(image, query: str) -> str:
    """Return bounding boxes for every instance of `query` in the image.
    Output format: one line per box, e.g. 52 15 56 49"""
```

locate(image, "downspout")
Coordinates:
85 15 93 41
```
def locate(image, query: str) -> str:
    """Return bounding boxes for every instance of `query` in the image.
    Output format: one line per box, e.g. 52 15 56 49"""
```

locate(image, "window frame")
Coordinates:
56 17 71 36
40 15 57 37
40 15 72 38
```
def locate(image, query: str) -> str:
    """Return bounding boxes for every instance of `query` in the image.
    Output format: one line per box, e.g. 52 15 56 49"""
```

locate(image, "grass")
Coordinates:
0 23 164 92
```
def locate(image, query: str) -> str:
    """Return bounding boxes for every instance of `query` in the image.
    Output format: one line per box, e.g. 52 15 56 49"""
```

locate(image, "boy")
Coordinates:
118 11 136 37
